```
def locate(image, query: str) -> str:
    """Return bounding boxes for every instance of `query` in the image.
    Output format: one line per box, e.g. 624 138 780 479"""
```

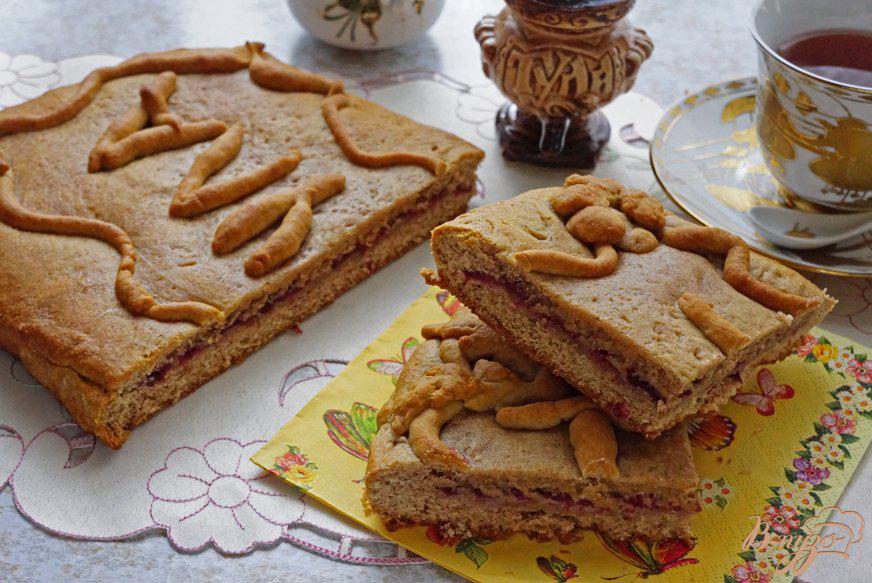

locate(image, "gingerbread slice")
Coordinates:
426 178 835 439
365 309 700 544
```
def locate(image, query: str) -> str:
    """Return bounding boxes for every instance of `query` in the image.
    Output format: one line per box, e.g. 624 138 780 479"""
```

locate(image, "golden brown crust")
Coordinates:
0 162 221 325
540 178 667 274
566 206 626 244
100 120 227 171
19 347 119 448
170 151 300 218
169 123 246 216
322 94 447 175
661 225 743 255
545 178 822 316
569 409 619 478
564 173 623 199
619 189 665 232
617 227 658 254
89 72 185 172
678 292 751 354
465 363 572 411
723 245 822 315
514 245 619 278
551 183 610 216
242 174 346 277
380 309 620 477
248 42 343 95
88 104 148 172
245 195 311 276
663 225 821 315
139 71 182 130
212 174 341 254
494 396 595 430
0 43 483 448
0 45 255 136
408 401 467 470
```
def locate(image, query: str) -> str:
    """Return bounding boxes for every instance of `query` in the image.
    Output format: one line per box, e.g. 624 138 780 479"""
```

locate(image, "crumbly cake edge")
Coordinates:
19 183 475 448
428 221 835 437
364 424 697 544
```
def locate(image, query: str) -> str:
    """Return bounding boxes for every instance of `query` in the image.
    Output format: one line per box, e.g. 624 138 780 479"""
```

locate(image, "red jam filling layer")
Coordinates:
462 271 663 403
143 185 473 387
437 484 692 513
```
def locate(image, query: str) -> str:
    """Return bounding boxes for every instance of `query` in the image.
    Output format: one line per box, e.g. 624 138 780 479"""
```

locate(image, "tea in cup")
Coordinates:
751 0 872 211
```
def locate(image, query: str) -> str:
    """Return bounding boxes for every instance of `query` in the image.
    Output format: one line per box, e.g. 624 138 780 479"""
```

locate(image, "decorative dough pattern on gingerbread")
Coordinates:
88 72 227 173
722 245 821 315
677 292 751 354
169 123 247 216
0 162 222 325
139 71 182 130
379 308 618 476
100 120 228 171
0 43 455 323
248 42 343 95
520 176 821 320
172 148 301 218
239 174 346 277
0 45 254 136
321 94 446 175
494 396 595 430
514 245 618 278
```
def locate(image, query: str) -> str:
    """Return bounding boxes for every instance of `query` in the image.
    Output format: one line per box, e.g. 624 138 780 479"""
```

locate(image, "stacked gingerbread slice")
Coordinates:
364 175 835 544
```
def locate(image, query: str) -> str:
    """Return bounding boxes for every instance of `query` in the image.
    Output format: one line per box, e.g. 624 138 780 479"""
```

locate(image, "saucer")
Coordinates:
650 77 871 277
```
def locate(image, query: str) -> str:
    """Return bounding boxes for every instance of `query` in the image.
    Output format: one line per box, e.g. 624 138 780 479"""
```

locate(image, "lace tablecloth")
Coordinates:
0 2 868 580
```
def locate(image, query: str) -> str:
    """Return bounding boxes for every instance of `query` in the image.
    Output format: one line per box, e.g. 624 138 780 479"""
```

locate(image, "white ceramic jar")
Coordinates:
289 0 446 50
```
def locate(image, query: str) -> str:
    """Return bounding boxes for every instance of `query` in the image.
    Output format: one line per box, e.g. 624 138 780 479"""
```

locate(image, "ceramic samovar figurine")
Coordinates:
475 0 653 168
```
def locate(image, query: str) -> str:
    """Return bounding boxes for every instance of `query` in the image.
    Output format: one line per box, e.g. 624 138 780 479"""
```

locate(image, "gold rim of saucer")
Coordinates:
650 77 871 279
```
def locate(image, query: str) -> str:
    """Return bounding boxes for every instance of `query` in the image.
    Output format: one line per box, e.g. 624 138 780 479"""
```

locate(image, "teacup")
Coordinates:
751 0 872 211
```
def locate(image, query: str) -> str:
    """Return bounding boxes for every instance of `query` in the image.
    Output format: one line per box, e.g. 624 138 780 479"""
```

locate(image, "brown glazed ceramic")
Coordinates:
475 0 653 168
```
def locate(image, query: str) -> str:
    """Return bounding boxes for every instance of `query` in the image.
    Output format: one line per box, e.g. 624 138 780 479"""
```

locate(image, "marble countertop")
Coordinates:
0 0 778 581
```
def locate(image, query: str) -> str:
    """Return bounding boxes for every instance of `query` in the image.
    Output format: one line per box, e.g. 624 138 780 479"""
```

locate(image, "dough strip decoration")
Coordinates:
0 162 222 325
513 174 822 354
88 72 227 172
0 45 254 136
230 174 346 277
0 43 452 323
378 308 620 477
248 43 344 95
322 94 447 175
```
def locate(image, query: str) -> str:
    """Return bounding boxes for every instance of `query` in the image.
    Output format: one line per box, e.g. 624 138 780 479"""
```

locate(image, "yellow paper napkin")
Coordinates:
253 287 872 582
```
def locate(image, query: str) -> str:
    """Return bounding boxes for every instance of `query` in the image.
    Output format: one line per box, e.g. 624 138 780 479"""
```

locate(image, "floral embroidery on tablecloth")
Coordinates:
0 53 60 107
148 438 306 554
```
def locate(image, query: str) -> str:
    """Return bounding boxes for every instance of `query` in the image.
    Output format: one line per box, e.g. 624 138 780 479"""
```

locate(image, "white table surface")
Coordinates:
2 1 863 581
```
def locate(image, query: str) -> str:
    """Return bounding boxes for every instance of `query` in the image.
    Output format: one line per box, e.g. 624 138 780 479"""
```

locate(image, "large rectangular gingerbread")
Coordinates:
0 43 483 448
